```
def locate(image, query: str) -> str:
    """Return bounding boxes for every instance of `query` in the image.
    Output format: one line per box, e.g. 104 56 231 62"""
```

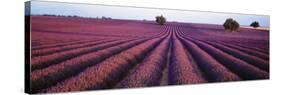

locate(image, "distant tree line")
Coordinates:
42 14 79 18
42 14 262 31
41 14 114 20
101 16 112 20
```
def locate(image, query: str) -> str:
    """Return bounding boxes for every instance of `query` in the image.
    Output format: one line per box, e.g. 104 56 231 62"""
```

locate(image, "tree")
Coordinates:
250 21 260 28
223 18 240 32
101 16 107 19
156 15 166 25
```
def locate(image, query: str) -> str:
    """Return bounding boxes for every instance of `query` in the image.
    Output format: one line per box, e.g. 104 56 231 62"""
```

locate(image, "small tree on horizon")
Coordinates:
156 15 166 25
250 21 260 28
101 16 107 19
223 18 240 32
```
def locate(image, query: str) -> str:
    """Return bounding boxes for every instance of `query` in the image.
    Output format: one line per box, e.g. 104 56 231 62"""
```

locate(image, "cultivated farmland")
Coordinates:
30 16 269 93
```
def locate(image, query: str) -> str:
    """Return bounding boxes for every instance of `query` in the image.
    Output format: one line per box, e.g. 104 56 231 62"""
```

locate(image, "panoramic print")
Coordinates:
25 1 269 94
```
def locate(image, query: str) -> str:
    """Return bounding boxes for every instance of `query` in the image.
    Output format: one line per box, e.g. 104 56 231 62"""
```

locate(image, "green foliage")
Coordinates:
223 18 240 32
156 15 166 25
250 21 260 28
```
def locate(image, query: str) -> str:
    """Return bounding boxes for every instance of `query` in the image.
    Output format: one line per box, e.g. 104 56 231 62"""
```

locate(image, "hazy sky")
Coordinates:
29 1 270 27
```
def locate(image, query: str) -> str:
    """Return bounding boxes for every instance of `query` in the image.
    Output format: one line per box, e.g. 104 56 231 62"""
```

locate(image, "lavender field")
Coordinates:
30 16 269 93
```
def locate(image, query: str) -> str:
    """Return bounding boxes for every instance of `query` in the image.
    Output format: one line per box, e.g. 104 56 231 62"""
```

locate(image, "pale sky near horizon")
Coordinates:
28 1 270 27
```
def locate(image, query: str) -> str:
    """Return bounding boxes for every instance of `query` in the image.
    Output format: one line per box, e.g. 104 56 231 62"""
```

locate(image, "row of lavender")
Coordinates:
30 21 269 93
174 24 269 80
30 24 170 93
